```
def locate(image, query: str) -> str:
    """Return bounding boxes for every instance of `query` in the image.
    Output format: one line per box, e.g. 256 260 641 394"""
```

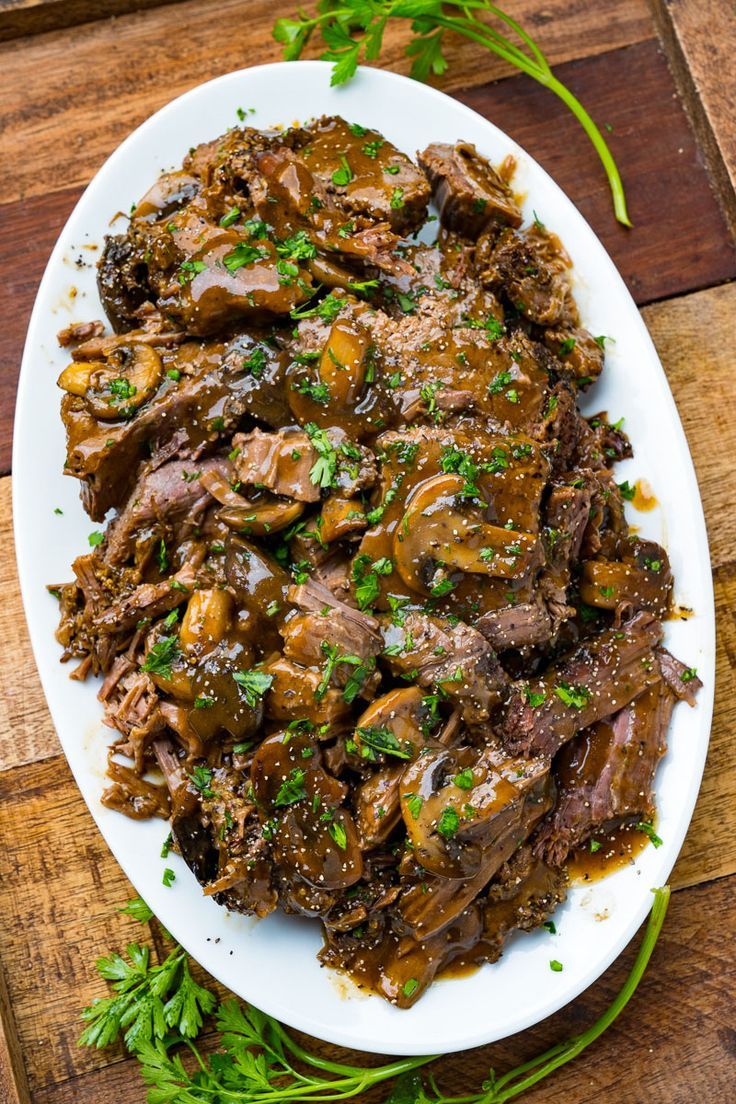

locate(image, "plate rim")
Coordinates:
12 59 716 1056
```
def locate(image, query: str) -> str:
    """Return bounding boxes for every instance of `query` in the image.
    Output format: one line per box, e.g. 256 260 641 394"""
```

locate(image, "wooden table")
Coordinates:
1 1 735 1100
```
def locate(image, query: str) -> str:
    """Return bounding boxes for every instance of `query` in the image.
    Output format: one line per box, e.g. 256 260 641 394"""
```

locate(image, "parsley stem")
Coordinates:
483 885 670 1102
428 12 631 227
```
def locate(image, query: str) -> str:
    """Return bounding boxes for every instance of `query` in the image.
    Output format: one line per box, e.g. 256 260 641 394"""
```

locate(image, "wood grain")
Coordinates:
0 0 177 41
0 0 653 205
650 0 736 239
0 958 31 1104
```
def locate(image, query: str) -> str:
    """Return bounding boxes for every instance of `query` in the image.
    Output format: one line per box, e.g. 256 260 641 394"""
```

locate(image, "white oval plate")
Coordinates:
14 61 715 1056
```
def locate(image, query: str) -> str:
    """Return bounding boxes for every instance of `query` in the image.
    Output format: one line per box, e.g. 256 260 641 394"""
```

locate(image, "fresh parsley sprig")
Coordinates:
81 887 670 1101
273 0 631 226
78 942 216 1052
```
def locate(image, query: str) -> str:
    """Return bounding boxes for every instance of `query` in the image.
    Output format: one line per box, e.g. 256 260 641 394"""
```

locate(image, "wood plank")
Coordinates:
650 0 736 239
0 0 177 41
0 958 31 1104
457 40 736 304
0 186 80 477
0 0 653 206
642 282 736 572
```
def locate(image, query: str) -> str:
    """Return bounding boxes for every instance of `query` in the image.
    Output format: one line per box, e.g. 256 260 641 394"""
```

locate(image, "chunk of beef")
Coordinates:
497 611 665 758
381 612 509 723
477 227 576 326
322 903 483 1008
61 334 289 520
534 681 675 865
281 609 382 695
105 455 230 565
232 427 376 503
296 116 430 235
657 647 702 705
475 598 552 650
418 141 521 236
542 326 604 387
481 844 567 954
397 766 554 940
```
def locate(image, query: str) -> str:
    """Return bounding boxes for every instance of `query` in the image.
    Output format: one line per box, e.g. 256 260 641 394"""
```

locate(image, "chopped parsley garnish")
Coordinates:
276 230 316 261
352 553 393 610
636 821 663 848
219 206 241 228
328 820 347 850
305 423 338 488
404 792 423 819
293 377 330 405
453 769 474 790
362 138 383 158
356 726 412 760
401 978 418 998
680 667 698 683
390 187 405 209
558 337 577 355
222 243 268 273
524 687 547 709
243 346 267 378
141 635 179 679
437 806 459 839
550 959 563 972
189 765 215 798
274 768 307 807
618 480 636 501
88 530 104 547
331 156 353 186
232 668 273 707
554 682 591 710
162 868 176 887
590 839 601 853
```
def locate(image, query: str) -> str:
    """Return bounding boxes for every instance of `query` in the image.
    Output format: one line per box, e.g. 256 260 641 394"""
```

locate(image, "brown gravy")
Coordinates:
567 822 651 884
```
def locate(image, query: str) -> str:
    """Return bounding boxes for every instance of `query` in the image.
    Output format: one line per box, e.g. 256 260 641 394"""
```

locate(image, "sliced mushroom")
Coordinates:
58 343 163 420
180 588 234 658
393 473 540 594
251 731 362 891
200 467 305 535
353 686 436 765
400 744 549 880
187 640 262 742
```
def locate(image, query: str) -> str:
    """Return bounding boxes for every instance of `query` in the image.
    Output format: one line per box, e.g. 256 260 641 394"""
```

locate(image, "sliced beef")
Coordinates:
481 845 567 953
105 455 230 564
418 141 521 236
61 333 289 520
475 598 552 650
534 681 674 865
381 611 509 723
477 226 576 326
297 116 430 235
497 610 665 758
